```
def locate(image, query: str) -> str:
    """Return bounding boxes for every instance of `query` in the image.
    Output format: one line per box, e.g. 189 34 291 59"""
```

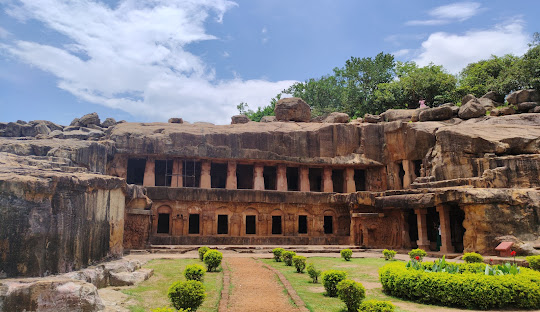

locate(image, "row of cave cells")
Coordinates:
154 205 345 236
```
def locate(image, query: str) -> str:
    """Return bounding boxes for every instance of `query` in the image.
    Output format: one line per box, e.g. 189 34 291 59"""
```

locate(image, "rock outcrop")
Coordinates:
274 97 311 122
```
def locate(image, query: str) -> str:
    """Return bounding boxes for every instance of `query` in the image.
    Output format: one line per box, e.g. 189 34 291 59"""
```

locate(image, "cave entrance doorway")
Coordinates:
407 210 418 248
217 214 228 234
272 216 282 234
449 204 465 253
157 213 170 234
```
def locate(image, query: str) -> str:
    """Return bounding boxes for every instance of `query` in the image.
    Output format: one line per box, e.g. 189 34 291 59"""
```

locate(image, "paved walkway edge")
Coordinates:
261 261 310 312
218 259 231 312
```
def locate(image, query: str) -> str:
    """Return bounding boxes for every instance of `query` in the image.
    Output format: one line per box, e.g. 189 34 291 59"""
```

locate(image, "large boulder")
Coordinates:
481 91 505 103
109 268 154 286
274 97 311 122
79 112 101 127
477 97 498 110
168 118 183 124
458 99 486 119
0 122 22 137
363 114 381 123
323 112 349 123
101 117 117 128
418 106 453 122
507 89 539 104
231 114 250 124
517 102 539 112
0 279 104 312
380 109 415 122
461 94 476 105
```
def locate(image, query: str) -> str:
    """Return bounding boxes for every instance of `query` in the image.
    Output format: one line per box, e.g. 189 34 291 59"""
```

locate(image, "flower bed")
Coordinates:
379 262 540 310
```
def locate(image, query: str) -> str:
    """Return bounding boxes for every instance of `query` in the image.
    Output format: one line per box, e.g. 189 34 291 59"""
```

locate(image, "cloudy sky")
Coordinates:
0 0 538 125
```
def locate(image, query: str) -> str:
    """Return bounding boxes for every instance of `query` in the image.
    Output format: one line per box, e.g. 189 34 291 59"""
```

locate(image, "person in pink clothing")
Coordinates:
419 99 427 108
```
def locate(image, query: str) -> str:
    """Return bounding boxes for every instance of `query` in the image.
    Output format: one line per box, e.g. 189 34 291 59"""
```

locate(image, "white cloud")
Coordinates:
392 49 411 57
1 0 295 124
0 26 9 38
261 27 267 34
413 21 530 74
406 2 481 26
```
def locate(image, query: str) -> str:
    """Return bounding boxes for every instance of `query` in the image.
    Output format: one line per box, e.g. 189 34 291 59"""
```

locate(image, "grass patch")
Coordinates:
122 258 222 312
262 257 461 312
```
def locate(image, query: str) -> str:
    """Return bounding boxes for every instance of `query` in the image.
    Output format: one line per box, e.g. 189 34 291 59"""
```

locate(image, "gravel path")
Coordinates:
224 257 299 312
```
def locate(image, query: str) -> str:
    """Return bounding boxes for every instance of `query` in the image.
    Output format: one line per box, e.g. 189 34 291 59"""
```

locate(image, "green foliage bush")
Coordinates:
184 264 206 281
151 308 190 312
379 262 540 309
198 246 210 261
282 250 296 266
307 263 321 283
358 300 395 312
527 255 540 271
322 270 347 297
272 248 284 262
340 249 353 261
336 279 365 312
203 249 223 272
292 255 306 273
167 280 206 311
408 248 427 261
382 249 397 261
463 252 483 263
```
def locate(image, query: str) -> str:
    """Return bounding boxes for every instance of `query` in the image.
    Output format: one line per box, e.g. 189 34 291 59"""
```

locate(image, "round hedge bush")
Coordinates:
337 279 365 312
167 280 206 311
358 300 395 312
272 248 285 262
408 248 427 261
282 250 296 266
307 263 321 283
322 270 347 297
379 262 540 310
382 249 397 261
463 252 483 263
292 255 307 273
203 249 223 272
151 308 190 312
527 255 540 271
184 264 206 281
198 246 210 261
340 249 353 261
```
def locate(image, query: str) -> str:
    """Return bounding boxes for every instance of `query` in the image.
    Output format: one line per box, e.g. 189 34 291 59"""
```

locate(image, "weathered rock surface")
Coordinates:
231 114 250 124
101 118 117 128
458 98 486 119
79 112 101 127
260 116 276 122
0 278 104 312
380 109 415 122
418 106 453 121
517 101 539 112
481 91 505 103
109 269 153 286
323 112 349 123
168 117 183 124
363 114 381 123
274 97 311 122
507 89 539 104
0 153 125 277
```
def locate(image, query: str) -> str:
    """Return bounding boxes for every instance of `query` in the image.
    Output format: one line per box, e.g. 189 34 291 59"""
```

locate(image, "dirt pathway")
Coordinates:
224 257 299 312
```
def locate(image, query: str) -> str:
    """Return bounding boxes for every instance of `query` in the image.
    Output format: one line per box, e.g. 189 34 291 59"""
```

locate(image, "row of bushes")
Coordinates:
380 261 540 310
272 248 394 311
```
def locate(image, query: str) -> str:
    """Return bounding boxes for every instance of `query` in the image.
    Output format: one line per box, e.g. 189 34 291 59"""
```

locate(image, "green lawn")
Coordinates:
122 259 222 312
261 256 453 312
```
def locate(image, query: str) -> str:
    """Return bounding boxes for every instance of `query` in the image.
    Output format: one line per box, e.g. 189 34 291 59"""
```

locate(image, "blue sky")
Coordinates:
0 0 538 125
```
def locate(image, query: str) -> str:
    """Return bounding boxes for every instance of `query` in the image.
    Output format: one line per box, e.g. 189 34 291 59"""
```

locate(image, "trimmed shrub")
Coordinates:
168 280 206 311
282 250 296 266
203 249 223 272
463 252 483 263
337 279 365 312
322 270 347 297
408 248 427 261
379 262 540 310
307 263 321 283
340 249 353 261
527 255 540 271
292 255 307 273
198 246 210 261
272 248 285 262
184 264 206 281
383 249 397 261
358 300 395 312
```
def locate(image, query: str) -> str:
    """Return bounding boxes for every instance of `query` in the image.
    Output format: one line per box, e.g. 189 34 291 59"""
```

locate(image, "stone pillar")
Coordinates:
226 161 237 190
171 159 183 187
143 158 155 187
200 160 211 188
323 167 333 192
277 164 287 191
350 216 358 245
415 209 430 250
362 225 369 247
253 164 265 190
402 160 412 189
345 167 356 193
299 166 310 192
436 205 455 253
